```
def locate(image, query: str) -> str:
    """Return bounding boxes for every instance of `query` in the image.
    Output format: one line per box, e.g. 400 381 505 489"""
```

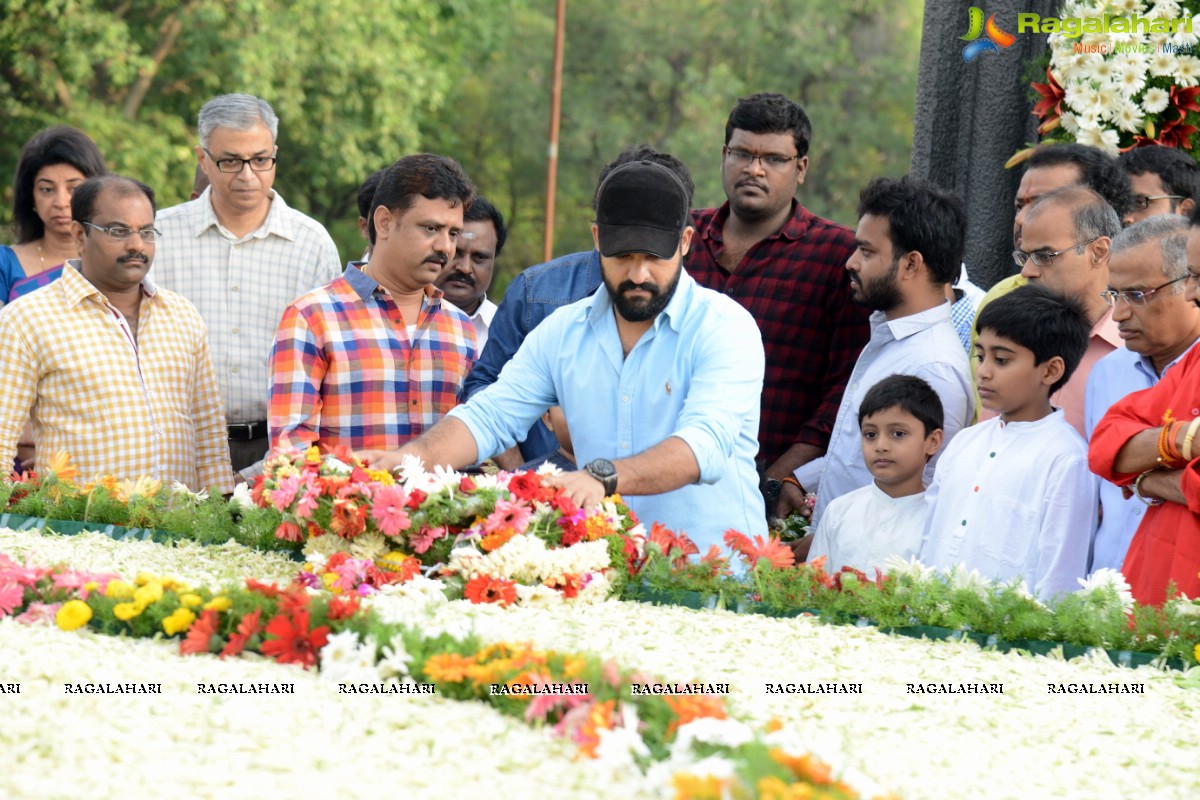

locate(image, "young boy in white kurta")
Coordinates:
921 285 1098 600
809 375 944 574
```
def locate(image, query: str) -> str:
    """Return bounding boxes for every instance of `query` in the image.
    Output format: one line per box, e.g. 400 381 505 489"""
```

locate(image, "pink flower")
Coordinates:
294 484 321 519
333 558 373 593
270 475 302 511
17 602 61 624
0 582 25 616
275 520 303 542
370 485 412 537
409 526 447 555
484 499 533 535
524 672 590 723
0 561 43 588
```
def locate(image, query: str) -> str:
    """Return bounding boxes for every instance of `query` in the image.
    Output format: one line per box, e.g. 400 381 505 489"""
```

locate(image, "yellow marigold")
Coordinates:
305 445 322 464
179 593 203 608
134 572 154 587
133 582 164 607
765 717 784 733
82 581 99 593
609 493 624 505
43 451 79 484
112 602 142 621
366 468 395 486
576 700 616 759
1195 643 1200 663
561 655 587 680
583 514 615 541
755 776 814 800
377 551 410 571
322 572 339 591
104 580 135 599
56 600 93 631
664 695 727 738
160 577 189 592
203 596 232 613
672 773 727 800
422 653 476 683
769 750 833 785
480 526 517 552
162 608 196 636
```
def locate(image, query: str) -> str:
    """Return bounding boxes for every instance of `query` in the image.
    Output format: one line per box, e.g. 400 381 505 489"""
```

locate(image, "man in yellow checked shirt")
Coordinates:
0 175 234 493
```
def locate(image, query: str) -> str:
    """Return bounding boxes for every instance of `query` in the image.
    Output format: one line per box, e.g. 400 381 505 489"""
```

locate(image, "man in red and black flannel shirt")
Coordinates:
687 92 870 518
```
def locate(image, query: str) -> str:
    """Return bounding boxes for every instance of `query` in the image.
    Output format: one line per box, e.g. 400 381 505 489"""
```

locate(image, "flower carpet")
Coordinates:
2 528 1198 800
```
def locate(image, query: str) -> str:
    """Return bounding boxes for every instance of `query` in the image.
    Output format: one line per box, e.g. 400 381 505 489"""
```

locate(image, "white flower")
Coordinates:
228 481 255 512
318 630 363 676
170 481 209 504
672 718 755 754
882 555 933 580
535 460 565 476
1076 125 1121 155
1084 58 1119 84
515 584 564 608
595 708 651 772
1149 50 1178 76
1114 61 1149 95
347 530 388 561
1077 568 1135 612
1060 111 1082 134
1175 55 1200 86
1142 86 1171 112
1111 99 1146 131
377 641 413 680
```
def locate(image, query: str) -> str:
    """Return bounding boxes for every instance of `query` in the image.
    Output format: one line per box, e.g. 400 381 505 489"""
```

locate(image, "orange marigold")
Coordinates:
672 773 727 800
664 694 727 738
575 699 616 759
422 653 476 683
583 514 615 541
769 750 833 786
480 526 518 552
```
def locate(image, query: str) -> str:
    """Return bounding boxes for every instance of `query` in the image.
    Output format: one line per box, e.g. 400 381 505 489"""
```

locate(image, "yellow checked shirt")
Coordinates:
0 261 234 493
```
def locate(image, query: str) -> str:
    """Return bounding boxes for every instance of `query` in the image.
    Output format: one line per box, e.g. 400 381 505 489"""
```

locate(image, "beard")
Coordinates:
604 264 682 322
851 260 902 311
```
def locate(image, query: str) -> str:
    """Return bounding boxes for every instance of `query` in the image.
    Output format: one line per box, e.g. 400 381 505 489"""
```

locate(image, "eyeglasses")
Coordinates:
724 147 799 170
81 221 162 242
1101 274 1190 306
1131 194 1184 210
204 148 277 173
1012 238 1098 269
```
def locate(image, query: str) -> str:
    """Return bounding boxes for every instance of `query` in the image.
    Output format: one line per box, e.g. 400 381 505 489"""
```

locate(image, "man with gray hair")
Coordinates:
984 186 1123 436
1085 215 1200 572
153 93 341 479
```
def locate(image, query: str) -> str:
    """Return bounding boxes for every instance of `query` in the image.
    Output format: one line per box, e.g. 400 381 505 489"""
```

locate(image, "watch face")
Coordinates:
588 458 616 478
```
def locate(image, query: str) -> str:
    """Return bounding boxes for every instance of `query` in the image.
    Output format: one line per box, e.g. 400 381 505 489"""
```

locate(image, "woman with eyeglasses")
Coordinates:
2 126 107 305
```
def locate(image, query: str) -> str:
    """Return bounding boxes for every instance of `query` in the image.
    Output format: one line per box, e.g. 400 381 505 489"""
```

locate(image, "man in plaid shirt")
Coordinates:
687 93 870 517
267 155 477 453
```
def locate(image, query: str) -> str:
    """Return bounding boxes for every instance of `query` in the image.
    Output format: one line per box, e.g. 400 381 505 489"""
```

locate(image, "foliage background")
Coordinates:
0 0 923 292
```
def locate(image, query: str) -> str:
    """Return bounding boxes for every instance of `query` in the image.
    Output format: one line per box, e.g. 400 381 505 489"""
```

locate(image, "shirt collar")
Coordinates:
191 186 295 242
61 259 157 307
1092 307 1123 348
345 261 444 306
1133 335 1200 381
872 300 953 341
701 199 812 243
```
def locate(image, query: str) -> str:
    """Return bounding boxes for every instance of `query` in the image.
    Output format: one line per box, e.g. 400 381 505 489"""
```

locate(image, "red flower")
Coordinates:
558 512 586 547
545 573 582 599
274 520 303 542
508 472 544 503
463 575 518 606
723 529 794 569
329 498 369 538
327 594 360 621
245 578 284 598
549 488 578 516
621 534 645 576
260 607 330 669
459 475 477 493
648 522 699 568
833 566 869 591
250 474 267 507
1031 66 1064 125
180 609 221 656
220 608 263 659
405 488 428 509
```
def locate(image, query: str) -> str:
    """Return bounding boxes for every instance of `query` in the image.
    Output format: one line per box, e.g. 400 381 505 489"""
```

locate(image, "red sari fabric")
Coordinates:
1089 345 1200 605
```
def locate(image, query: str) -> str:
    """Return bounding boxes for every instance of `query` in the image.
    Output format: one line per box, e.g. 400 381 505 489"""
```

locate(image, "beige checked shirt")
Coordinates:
0 262 234 493
150 188 342 426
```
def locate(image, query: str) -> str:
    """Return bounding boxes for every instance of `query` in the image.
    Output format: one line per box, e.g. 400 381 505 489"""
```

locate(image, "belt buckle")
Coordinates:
228 422 255 440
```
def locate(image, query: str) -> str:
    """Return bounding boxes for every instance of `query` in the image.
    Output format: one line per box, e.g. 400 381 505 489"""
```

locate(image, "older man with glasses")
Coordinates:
1085 215 1200 575
980 185 1123 437
1090 206 1200 605
0 175 233 492
151 93 341 481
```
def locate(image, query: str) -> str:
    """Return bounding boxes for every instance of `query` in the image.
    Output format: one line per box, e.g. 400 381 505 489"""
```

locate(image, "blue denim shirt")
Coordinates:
463 249 603 460
450 270 767 551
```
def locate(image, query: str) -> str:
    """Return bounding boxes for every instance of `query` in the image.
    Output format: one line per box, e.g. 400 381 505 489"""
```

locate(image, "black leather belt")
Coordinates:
227 421 269 441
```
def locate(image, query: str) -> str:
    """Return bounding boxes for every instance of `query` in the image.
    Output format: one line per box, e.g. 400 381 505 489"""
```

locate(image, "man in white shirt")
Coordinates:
436 196 504 352
786 176 972 543
1085 215 1200 572
152 93 342 479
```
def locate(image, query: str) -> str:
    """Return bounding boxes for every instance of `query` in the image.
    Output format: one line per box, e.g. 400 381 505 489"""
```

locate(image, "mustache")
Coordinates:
425 253 448 267
617 280 659 295
736 179 767 192
445 272 475 287
118 254 149 265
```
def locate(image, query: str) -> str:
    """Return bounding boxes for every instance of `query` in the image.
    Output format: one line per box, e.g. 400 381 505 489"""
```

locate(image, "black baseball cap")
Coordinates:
594 160 690 259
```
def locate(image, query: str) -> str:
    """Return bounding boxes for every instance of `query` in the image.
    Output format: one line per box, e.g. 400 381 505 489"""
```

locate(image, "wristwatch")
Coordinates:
584 458 619 496
762 478 783 505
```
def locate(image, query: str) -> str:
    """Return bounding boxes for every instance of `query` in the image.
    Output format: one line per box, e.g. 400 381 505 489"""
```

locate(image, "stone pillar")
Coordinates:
910 1 1057 289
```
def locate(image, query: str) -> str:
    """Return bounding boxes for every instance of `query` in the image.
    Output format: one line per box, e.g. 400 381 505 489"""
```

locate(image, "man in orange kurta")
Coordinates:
1089 228 1200 605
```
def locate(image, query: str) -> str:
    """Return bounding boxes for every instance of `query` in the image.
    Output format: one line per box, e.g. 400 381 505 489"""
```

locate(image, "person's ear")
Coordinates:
1041 355 1066 388
1179 197 1195 218
924 428 944 460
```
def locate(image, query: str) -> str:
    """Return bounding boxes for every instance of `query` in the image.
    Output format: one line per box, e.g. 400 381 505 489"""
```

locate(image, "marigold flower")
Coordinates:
480 526 518 552
179 593 203 608
162 608 197 636
674 773 727 800
105 580 135 599
366 468 395 486
55 600 92 631
133 582 163 608
113 602 142 621
304 445 322 464
769 750 833 785
204 596 232 613
664 695 726 738
422 652 476 683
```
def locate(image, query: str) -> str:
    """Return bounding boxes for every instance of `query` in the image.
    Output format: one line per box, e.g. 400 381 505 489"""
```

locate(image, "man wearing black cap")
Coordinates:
360 159 768 551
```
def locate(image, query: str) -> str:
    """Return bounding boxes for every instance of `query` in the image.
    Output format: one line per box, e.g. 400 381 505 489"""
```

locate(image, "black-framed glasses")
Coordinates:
723 147 799 170
204 148 277 173
1131 194 1184 210
1101 274 1189 306
1012 237 1098 268
81 221 162 242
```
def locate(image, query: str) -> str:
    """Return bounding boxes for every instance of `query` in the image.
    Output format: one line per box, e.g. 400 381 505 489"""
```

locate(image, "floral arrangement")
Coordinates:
1024 0 1200 157
0 549 884 800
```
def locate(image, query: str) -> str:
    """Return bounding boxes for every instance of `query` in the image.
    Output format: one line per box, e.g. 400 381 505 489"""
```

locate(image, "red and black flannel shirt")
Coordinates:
687 201 870 467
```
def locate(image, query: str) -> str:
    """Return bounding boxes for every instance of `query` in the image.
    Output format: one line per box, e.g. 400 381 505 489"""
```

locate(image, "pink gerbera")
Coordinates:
409 525 447 555
370 484 412 537
294 484 321 519
269 474 302 511
0 582 25 616
484 499 533 535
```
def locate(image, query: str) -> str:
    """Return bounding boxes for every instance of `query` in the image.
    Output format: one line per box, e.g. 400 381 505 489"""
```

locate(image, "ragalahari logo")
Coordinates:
961 7 1016 63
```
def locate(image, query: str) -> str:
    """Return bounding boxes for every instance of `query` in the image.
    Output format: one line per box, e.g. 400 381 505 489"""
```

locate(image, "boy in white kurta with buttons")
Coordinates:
921 285 1098 600
809 374 944 574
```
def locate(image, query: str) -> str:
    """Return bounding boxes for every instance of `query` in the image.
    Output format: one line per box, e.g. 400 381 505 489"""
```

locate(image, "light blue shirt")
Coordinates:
1084 338 1199 573
449 270 767 551
794 302 972 525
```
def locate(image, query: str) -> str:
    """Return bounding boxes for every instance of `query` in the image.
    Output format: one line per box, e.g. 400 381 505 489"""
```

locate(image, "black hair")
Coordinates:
593 145 695 210
1120 145 1200 205
356 167 387 220
13 126 107 243
856 176 967 285
857 374 944 437
463 196 508 258
368 154 475 246
724 92 811 159
975 284 1090 395
72 175 157 225
1026 142 1134 217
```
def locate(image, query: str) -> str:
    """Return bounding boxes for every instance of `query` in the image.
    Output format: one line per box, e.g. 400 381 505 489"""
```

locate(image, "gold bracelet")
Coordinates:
782 476 804 492
1183 417 1200 462
1133 468 1165 506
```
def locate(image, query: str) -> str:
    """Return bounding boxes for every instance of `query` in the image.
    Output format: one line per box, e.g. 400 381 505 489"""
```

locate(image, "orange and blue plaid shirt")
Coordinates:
267 264 476 452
